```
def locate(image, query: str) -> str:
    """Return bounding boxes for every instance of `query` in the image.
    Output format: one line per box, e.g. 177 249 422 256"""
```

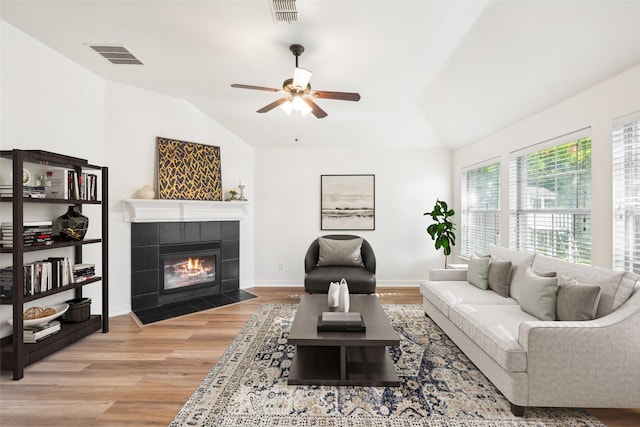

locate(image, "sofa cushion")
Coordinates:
449 304 534 372
518 267 559 321
556 276 601 321
532 253 629 318
467 253 490 290
488 259 512 298
486 245 536 302
316 236 364 267
420 281 517 317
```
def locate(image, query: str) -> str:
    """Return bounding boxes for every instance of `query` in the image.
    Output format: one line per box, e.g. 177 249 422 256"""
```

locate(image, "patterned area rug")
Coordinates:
171 303 604 426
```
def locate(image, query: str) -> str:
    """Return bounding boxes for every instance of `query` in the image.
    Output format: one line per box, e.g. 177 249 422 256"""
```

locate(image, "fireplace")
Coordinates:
159 242 221 303
130 221 251 324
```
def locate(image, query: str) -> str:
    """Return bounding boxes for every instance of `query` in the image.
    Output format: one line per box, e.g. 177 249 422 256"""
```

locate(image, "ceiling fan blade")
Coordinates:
257 97 290 113
303 98 328 119
311 90 361 102
231 83 281 92
293 67 312 89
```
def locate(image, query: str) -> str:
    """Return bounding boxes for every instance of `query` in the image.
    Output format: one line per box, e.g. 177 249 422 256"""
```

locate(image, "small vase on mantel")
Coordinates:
137 185 155 199
53 205 89 241
338 278 350 312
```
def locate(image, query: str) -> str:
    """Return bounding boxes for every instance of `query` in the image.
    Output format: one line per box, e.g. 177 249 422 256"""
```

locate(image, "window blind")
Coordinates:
509 135 592 264
613 112 640 273
461 161 500 258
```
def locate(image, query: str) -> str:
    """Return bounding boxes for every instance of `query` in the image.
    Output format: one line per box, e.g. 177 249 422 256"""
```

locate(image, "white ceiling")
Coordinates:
2 0 640 149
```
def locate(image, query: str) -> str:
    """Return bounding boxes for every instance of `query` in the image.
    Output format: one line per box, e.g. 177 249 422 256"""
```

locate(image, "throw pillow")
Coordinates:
467 253 491 290
487 259 512 298
316 237 365 267
556 276 601 321
519 267 559 321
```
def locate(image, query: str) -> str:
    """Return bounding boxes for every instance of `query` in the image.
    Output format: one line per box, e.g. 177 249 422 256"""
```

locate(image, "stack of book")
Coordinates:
45 169 98 200
0 256 73 296
0 185 46 198
0 185 12 198
23 320 61 343
317 312 366 332
72 263 95 283
0 221 53 248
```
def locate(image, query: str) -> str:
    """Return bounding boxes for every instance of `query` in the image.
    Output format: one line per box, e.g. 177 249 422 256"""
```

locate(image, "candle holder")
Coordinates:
238 183 247 200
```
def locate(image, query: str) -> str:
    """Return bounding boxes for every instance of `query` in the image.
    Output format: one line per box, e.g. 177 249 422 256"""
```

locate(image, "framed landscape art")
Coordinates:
321 174 375 230
157 137 222 200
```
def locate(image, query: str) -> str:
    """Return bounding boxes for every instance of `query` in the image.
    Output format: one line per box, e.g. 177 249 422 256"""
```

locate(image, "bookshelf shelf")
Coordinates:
0 149 109 380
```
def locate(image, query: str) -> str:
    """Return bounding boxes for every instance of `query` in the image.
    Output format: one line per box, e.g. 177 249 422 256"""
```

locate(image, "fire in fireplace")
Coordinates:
163 255 216 291
159 242 221 302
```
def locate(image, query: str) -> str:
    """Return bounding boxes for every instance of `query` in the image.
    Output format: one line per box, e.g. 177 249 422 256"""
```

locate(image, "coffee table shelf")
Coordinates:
287 294 400 387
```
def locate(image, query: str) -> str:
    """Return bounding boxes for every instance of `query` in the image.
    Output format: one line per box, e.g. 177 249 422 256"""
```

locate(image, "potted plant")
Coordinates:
424 199 456 268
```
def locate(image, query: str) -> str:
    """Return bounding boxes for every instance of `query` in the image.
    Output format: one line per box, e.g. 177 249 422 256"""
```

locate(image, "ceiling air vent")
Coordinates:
270 0 301 23
89 45 143 65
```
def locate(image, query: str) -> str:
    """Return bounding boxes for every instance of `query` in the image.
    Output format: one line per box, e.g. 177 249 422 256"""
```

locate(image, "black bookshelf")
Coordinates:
0 149 109 380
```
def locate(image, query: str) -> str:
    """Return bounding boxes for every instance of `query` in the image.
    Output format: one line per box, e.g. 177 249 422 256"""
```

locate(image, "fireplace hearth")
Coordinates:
130 221 254 324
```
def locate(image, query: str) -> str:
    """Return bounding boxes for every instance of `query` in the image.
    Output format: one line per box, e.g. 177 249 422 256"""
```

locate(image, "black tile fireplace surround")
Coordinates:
131 221 254 324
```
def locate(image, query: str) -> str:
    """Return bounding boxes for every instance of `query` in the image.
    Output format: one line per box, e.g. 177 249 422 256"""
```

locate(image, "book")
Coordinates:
23 320 61 343
45 169 71 199
317 312 366 332
321 312 363 325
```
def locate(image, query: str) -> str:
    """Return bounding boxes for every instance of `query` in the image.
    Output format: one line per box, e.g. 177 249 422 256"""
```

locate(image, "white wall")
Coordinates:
452 64 640 269
0 21 255 337
254 147 453 286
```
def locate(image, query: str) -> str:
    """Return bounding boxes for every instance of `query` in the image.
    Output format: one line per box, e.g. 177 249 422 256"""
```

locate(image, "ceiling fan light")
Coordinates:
293 67 312 89
292 95 307 110
280 100 293 114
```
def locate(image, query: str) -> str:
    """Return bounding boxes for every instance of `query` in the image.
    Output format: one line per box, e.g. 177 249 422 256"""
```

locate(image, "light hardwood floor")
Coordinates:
1 286 638 426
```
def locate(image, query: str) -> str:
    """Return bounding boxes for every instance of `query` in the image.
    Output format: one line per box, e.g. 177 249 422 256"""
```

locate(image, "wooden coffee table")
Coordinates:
287 294 400 387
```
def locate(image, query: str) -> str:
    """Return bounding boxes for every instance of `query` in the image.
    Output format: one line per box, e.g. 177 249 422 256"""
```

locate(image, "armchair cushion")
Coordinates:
316 236 364 267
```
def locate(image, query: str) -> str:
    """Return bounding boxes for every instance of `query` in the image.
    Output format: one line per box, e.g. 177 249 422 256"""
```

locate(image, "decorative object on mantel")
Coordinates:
226 188 238 201
137 185 155 199
156 137 222 201
53 205 89 241
238 180 247 201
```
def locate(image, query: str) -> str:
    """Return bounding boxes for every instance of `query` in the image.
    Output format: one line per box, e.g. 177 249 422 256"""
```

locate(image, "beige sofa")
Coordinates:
419 245 640 415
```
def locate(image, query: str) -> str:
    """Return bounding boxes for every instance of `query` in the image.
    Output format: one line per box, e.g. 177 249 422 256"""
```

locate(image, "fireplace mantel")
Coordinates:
123 199 248 223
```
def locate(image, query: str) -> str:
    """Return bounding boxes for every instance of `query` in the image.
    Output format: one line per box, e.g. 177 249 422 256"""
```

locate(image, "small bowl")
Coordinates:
9 303 69 327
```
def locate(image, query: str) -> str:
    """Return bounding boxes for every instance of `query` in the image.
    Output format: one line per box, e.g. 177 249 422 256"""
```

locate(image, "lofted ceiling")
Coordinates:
2 0 640 149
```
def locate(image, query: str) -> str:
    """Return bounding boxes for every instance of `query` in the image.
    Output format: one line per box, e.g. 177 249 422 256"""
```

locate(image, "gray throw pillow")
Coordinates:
519 267 559 321
467 253 490 290
316 237 365 267
556 276 601 321
488 259 512 298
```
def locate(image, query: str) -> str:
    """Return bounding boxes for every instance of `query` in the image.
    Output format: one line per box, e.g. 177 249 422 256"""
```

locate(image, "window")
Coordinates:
613 112 640 273
509 130 592 264
461 161 500 258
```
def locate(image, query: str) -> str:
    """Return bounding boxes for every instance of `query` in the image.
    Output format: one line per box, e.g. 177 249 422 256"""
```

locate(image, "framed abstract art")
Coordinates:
321 174 375 230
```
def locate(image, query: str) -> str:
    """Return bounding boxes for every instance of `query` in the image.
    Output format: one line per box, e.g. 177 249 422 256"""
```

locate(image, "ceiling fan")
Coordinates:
231 44 361 119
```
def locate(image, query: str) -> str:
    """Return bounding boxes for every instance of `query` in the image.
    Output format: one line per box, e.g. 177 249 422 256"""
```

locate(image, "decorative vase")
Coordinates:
338 278 350 312
328 282 340 307
138 185 155 199
53 205 89 241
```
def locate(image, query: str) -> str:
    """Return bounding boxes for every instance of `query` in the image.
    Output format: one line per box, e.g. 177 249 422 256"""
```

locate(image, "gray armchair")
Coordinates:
304 234 376 294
